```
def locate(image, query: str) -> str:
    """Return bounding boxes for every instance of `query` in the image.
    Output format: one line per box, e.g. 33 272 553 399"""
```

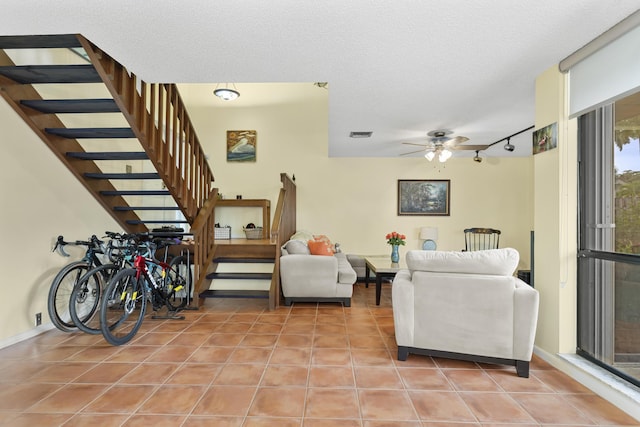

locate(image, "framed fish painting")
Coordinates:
227 130 257 162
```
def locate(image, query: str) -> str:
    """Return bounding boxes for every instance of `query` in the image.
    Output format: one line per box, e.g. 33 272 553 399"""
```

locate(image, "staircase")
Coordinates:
0 33 216 298
196 177 298 310
0 34 297 310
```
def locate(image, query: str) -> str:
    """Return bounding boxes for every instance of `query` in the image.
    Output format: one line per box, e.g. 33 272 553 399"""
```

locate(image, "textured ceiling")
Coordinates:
1 1 638 158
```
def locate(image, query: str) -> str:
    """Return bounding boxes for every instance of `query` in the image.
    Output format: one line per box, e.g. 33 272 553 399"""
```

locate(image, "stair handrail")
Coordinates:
77 35 217 305
78 36 214 223
268 173 296 309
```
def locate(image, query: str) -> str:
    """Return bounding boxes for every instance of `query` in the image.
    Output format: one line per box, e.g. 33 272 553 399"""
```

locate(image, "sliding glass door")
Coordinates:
577 92 640 386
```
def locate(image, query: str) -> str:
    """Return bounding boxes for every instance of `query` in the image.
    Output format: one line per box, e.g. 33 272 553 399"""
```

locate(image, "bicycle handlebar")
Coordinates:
53 234 104 258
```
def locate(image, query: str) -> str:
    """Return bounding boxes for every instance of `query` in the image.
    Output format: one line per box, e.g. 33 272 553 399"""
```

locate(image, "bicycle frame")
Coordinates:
133 255 168 284
132 254 186 318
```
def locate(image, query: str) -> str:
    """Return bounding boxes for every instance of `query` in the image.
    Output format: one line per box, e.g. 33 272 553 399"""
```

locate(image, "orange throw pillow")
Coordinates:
307 240 334 256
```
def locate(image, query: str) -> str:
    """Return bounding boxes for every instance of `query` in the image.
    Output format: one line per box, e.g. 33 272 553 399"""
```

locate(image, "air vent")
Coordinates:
349 131 373 138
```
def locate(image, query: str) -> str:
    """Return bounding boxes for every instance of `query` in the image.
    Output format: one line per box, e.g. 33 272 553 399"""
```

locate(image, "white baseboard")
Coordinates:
533 346 640 421
0 323 56 350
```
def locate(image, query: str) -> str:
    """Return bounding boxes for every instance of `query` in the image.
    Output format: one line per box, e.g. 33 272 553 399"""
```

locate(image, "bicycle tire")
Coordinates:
100 268 147 346
165 255 193 310
47 261 91 332
69 263 118 335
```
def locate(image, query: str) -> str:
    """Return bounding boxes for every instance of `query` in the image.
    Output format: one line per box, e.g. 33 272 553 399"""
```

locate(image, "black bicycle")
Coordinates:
47 235 105 332
68 233 147 335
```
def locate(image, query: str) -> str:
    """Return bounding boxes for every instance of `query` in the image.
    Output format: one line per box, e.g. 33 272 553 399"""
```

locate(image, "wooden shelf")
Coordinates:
217 199 270 209
215 199 271 239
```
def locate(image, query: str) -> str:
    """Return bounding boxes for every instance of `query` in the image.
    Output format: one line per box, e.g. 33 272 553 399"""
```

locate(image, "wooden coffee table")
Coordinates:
364 256 406 305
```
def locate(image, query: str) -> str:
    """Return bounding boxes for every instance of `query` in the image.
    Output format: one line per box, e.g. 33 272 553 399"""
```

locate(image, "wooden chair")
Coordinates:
464 228 501 251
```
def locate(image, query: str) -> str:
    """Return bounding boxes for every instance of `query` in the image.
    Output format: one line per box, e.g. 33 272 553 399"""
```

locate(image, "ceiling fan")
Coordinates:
400 130 488 162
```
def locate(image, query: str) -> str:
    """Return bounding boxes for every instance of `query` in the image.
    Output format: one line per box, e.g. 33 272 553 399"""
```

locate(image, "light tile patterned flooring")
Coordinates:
0 283 638 426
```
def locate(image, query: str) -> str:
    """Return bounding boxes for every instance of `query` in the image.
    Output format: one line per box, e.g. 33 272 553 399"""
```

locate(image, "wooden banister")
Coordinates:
77 35 218 301
78 36 214 223
268 174 297 309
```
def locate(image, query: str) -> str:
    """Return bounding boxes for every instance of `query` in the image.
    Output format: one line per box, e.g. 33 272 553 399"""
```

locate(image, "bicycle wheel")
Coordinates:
99 268 147 346
69 264 118 335
165 255 193 310
47 261 91 332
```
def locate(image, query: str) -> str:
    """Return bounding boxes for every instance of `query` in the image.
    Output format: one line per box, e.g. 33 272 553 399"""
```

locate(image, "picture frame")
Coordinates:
532 122 557 155
398 179 450 216
227 130 257 162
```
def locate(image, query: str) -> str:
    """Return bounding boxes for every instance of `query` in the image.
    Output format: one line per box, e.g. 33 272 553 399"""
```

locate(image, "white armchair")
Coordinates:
392 248 539 377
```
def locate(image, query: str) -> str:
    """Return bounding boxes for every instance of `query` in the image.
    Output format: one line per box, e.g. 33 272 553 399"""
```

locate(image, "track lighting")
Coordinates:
473 150 482 163
503 137 515 152
213 83 240 101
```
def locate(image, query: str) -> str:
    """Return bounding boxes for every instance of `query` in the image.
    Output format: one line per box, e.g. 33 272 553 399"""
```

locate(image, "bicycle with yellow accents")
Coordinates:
99 246 191 346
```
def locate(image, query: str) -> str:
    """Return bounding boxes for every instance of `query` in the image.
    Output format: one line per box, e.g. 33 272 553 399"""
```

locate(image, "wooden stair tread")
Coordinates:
100 190 171 196
0 34 81 49
213 257 275 264
85 172 159 179
21 99 119 113
0 64 101 84
46 127 135 139
66 152 148 160
126 219 189 224
206 272 272 280
113 206 180 211
199 290 270 299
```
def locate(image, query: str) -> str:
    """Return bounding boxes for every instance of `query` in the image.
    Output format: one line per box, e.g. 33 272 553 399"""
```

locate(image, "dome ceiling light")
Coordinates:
213 83 240 101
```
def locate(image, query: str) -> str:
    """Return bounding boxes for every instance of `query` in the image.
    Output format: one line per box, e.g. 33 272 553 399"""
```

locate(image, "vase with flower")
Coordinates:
385 231 406 263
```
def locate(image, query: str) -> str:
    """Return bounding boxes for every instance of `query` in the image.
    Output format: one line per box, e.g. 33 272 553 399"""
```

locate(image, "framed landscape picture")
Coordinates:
398 179 450 216
227 130 257 162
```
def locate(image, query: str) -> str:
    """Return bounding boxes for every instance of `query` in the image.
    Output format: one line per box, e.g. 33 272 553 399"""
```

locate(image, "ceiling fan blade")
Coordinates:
450 144 490 151
402 142 430 147
447 136 470 144
400 148 430 156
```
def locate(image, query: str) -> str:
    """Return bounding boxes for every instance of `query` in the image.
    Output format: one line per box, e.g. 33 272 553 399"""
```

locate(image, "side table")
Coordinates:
364 256 405 305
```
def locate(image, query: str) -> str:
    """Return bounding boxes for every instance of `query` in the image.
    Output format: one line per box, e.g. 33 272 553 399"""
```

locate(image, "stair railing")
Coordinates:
78 36 214 223
190 189 218 298
269 173 297 309
77 35 216 300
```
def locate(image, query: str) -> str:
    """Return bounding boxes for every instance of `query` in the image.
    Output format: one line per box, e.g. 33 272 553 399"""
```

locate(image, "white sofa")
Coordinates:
392 248 539 377
280 237 357 306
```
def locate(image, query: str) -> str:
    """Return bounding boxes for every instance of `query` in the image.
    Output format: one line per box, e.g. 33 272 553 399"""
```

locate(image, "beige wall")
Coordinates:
184 86 534 264
533 66 578 354
0 83 534 343
0 98 120 342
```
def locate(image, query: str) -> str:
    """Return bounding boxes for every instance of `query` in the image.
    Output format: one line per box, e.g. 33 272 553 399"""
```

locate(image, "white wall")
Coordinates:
0 83 534 343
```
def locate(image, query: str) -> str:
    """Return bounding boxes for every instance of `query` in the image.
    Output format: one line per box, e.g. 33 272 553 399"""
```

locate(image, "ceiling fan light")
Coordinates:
425 151 435 161
438 149 452 162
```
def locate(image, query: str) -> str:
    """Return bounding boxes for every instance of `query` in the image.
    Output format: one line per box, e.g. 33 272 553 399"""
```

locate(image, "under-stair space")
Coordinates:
0 34 217 304
0 34 188 232
0 35 298 310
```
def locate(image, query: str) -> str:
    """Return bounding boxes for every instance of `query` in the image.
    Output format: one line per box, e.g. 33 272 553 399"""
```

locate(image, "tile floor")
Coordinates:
0 283 639 426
